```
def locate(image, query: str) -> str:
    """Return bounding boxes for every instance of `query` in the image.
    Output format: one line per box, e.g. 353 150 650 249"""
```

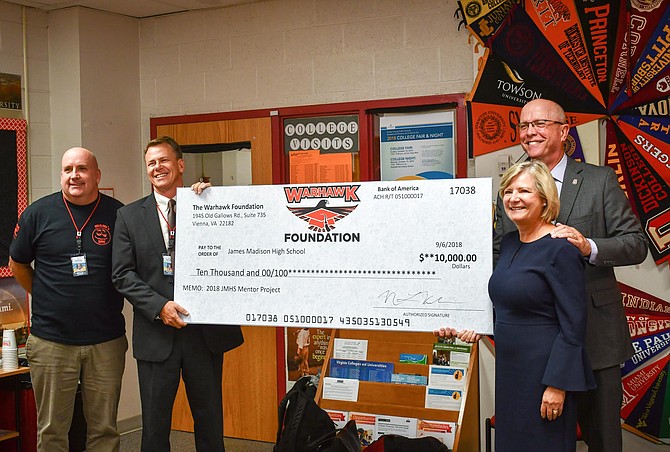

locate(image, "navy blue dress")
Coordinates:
489 232 595 451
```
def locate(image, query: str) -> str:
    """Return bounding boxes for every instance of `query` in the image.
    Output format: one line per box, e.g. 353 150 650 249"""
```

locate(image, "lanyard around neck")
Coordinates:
156 202 176 250
63 192 101 254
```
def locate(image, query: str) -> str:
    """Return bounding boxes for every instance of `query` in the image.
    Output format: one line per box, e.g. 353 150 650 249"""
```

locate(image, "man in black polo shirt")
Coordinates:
9 147 127 452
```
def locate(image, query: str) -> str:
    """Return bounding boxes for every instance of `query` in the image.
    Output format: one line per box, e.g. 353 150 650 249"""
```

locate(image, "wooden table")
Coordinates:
0 366 30 452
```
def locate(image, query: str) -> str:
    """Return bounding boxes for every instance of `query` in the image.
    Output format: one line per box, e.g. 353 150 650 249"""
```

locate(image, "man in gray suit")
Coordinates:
112 136 244 451
494 99 648 451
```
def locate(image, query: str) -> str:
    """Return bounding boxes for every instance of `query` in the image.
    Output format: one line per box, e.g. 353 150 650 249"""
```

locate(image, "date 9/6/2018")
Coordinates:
244 313 411 328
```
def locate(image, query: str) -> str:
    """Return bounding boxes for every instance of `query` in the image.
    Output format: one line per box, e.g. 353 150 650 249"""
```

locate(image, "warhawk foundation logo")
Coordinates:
285 185 360 233
288 199 357 232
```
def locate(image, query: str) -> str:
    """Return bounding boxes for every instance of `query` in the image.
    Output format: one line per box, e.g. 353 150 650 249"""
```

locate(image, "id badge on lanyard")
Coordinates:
163 253 173 276
71 253 89 277
157 201 176 276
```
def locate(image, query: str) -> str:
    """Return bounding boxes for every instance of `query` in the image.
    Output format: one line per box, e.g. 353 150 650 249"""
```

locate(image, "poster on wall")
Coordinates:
380 111 455 181
0 278 29 348
285 327 331 389
0 73 21 113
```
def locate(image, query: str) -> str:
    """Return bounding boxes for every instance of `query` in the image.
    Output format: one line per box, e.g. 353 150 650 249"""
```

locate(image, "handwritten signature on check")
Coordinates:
378 290 446 306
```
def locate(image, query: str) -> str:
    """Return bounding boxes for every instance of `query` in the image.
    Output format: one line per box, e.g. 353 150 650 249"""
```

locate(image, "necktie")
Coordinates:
168 199 176 264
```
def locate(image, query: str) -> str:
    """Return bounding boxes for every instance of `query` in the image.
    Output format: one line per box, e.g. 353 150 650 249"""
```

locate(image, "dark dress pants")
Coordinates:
137 325 225 452
577 365 623 452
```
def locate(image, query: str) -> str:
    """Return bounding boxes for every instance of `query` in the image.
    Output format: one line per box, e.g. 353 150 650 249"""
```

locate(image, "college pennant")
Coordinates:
606 119 670 265
620 282 670 439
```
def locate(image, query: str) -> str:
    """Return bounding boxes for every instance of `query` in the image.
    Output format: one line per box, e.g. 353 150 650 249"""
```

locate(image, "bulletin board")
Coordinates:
0 118 27 277
0 118 29 346
273 93 467 185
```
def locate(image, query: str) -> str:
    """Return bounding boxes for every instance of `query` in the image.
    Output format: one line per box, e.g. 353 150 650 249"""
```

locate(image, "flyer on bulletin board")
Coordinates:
380 111 455 181
289 150 353 183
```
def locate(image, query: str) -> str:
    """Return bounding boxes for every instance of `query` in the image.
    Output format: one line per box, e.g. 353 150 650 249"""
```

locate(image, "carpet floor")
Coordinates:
120 429 274 451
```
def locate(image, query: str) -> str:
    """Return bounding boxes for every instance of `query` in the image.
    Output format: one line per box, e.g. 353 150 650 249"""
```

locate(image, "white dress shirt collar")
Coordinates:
153 191 175 248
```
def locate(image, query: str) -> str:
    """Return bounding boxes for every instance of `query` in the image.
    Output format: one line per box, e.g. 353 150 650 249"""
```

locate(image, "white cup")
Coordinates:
2 347 18 371
2 329 17 349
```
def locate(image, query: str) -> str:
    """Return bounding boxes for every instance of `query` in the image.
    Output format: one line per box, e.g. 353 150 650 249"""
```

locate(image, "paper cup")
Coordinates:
2 347 18 371
2 329 16 349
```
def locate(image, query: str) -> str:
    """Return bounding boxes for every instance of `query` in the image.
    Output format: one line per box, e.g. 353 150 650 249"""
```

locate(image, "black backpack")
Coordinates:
366 435 450 451
274 376 337 452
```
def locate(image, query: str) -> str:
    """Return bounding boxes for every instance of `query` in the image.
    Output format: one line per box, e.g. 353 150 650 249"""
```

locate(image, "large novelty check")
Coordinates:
174 179 494 333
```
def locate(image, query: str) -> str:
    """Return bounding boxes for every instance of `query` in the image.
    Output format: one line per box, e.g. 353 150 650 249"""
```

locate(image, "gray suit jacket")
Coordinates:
494 157 648 369
112 194 244 362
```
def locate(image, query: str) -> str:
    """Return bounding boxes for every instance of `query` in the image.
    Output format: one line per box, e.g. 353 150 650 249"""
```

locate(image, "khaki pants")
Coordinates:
26 334 127 452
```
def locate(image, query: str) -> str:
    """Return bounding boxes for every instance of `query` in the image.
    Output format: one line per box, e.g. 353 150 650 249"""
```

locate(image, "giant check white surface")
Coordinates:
175 179 493 333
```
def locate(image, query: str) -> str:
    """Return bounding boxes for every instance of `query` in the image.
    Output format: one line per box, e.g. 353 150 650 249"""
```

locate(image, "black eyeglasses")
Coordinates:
516 119 566 132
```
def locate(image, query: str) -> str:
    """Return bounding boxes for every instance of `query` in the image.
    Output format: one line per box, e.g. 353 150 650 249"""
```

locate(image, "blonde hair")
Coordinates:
499 160 560 223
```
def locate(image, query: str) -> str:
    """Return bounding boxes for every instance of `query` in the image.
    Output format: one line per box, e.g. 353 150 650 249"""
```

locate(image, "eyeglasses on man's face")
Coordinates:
516 119 566 132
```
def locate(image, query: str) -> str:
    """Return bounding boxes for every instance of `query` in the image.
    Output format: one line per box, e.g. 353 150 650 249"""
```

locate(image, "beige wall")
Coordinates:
137 0 475 147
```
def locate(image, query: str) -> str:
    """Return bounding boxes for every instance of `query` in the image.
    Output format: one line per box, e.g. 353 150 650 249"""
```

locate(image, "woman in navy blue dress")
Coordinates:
438 161 595 451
